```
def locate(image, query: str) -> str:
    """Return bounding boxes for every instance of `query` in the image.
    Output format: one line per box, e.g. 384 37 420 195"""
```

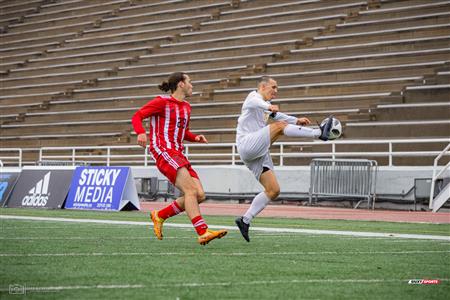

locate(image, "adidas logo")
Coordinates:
21 172 51 207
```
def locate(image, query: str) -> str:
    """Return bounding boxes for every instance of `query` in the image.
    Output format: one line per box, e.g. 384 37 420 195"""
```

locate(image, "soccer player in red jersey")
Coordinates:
132 72 227 245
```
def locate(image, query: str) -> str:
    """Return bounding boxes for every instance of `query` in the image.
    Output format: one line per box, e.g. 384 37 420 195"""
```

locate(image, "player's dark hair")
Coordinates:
158 72 187 93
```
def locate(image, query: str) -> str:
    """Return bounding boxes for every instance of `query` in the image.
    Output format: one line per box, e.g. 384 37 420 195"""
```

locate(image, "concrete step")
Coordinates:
209 77 422 101
0 69 111 87
1 121 131 135
403 84 450 103
0 133 130 148
345 120 450 138
373 102 450 121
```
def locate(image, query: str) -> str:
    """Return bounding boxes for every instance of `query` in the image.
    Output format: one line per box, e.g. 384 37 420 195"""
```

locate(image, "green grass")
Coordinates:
2 207 450 236
0 208 449 299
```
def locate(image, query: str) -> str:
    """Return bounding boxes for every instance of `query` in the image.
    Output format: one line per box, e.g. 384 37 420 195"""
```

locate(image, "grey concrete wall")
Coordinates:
131 165 450 202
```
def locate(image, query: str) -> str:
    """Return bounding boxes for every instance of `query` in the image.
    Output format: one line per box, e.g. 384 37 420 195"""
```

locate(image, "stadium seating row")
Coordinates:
0 0 449 166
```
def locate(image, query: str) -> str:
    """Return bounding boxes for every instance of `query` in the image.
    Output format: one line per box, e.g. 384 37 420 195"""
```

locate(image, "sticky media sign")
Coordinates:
65 167 131 211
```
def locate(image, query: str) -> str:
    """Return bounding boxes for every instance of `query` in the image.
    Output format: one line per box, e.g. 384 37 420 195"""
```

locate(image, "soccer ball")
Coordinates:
320 117 342 140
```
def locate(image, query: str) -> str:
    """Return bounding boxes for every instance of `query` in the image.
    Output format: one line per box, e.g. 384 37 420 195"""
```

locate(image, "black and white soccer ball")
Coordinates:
320 117 342 140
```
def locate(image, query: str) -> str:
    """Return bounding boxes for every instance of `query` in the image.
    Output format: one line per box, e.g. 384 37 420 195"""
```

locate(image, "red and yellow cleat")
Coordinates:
150 210 165 240
198 229 228 245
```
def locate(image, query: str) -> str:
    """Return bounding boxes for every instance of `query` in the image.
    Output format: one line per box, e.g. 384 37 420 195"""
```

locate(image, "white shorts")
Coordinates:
237 126 274 180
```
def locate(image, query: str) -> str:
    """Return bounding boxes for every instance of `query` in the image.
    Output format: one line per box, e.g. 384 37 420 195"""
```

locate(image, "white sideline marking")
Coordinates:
0 278 449 293
0 236 192 240
1 215 449 241
0 234 324 240
0 250 449 258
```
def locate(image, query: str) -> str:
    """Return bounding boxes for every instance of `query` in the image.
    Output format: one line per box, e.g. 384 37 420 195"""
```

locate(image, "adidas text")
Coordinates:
22 172 51 207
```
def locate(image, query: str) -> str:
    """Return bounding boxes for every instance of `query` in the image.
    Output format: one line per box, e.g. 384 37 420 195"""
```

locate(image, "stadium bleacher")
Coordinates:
0 0 449 166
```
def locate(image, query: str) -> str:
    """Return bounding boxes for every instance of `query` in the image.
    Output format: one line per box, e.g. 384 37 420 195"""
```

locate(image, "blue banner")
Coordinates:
65 167 130 211
0 172 20 207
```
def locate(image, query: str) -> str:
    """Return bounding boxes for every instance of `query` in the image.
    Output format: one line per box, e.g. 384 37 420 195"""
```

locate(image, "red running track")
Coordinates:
140 202 450 224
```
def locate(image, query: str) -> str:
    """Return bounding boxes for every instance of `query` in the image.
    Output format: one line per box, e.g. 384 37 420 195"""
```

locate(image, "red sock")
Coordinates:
157 201 184 220
191 215 208 236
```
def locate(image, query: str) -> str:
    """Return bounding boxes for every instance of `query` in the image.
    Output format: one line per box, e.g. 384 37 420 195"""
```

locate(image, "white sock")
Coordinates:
243 192 270 224
283 124 321 138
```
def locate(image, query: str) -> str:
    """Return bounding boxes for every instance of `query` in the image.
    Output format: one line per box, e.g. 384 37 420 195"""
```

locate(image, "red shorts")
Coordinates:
156 150 199 185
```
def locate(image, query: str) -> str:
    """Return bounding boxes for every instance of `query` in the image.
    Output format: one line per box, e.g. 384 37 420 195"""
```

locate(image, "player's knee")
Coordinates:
182 185 198 199
274 121 287 132
266 187 280 200
197 189 206 203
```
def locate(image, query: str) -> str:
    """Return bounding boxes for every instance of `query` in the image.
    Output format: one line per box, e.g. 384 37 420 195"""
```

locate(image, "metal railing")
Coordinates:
429 143 450 212
0 138 447 167
0 148 22 167
309 158 378 209
272 138 450 166
38 145 150 166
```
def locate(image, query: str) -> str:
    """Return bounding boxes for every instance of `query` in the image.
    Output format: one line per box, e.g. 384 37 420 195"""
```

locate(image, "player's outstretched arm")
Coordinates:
269 109 300 125
296 117 311 126
268 104 279 113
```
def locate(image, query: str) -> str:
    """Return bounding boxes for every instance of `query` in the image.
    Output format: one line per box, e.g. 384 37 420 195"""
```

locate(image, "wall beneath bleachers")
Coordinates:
2 165 448 209
131 165 450 205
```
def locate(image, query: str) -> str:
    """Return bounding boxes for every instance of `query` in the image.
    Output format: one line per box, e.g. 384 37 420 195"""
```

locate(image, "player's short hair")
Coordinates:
159 72 187 93
258 76 274 87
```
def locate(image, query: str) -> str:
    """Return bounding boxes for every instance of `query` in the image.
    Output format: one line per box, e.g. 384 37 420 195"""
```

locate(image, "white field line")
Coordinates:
0 234 325 240
1 215 449 241
1 250 449 258
0 278 449 293
0 237 183 240
0 226 85 229
0 236 446 242
338 237 449 242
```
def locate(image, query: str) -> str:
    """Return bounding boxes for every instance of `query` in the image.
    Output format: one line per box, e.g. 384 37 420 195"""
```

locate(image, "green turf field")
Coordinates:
0 208 449 299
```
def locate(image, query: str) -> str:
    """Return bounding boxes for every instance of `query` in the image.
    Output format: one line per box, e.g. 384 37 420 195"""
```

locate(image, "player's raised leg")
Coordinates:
268 117 334 144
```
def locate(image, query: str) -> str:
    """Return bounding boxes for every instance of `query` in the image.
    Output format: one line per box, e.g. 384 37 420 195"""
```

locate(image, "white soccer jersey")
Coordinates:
236 90 297 144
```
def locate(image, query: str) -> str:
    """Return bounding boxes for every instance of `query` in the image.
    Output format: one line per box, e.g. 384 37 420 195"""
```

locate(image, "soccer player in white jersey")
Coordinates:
235 76 333 242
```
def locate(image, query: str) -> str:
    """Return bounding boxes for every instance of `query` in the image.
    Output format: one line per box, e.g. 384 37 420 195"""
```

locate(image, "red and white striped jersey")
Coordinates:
132 95 198 159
